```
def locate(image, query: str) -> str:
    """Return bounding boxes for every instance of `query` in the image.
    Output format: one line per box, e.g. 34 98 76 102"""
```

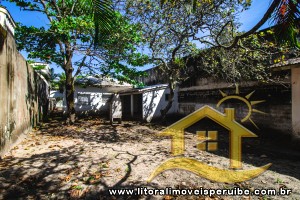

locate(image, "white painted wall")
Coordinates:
110 94 122 122
142 87 178 122
51 87 113 114
74 86 113 113
49 90 64 109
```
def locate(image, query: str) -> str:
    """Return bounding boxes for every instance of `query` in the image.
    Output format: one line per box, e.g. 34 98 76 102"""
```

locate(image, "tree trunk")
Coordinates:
65 70 75 124
160 81 175 121
64 48 75 124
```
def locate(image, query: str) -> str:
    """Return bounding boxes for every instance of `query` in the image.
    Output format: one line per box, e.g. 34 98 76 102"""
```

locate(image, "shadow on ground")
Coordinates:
0 117 165 199
0 115 300 199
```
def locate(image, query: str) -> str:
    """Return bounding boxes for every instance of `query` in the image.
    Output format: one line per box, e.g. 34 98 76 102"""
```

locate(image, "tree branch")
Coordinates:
221 0 281 49
40 0 53 22
70 0 78 14
74 55 89 78
51 0 62 18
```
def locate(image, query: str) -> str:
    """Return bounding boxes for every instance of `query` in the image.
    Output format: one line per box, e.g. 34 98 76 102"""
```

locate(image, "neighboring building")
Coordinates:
30 62 51 81
73 86 114 115
49 90 64 111
271 57 300 138
0 6 16 36
138 54 300 139
134 20 300 138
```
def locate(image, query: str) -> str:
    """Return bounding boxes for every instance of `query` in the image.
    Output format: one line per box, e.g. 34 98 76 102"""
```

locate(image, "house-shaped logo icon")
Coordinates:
148 105 272 183
161 105 257 169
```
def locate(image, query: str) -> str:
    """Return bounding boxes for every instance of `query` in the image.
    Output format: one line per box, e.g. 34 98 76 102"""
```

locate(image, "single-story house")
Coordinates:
49 76 132 115
118 84 178 122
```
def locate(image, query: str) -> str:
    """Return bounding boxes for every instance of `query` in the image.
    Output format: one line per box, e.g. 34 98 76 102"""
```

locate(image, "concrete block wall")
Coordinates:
178 85 292 135
0 24 49 156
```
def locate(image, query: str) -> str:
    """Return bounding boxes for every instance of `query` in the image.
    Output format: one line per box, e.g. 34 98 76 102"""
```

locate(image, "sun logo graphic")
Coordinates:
217 84 267 129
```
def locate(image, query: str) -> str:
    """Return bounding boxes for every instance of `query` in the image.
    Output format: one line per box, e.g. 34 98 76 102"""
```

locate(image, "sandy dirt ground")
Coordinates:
0 117 299 200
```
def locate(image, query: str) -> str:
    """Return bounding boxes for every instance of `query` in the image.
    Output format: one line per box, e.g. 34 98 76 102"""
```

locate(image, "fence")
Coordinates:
0 23 49 156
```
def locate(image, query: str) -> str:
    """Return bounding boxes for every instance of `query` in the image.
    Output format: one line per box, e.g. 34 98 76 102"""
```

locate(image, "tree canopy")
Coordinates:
8 0 300 121
161 0 300 48
117 0 299 119
11 0 148 123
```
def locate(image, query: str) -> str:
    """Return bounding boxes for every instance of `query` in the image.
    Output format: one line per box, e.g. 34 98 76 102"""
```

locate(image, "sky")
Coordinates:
1 0 275 74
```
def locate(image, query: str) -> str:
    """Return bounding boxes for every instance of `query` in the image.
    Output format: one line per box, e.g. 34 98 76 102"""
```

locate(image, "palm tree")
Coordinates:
272 0 300 47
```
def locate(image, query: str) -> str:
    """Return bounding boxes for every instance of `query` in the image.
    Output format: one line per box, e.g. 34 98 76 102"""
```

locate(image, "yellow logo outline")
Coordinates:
217 84 267 129
148 105 272 183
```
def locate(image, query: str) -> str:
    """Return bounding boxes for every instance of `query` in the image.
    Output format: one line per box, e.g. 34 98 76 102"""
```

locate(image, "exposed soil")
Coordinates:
0 116 299 200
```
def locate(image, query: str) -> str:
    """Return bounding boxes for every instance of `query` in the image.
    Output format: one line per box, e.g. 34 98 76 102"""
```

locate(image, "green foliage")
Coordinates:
159 0 251 14
13 0 147 86
161 0 300 48
10 0 116 44
192 29 298 83
121 0 250 118
15 24 64 65
196 48 269 82
50 16 94 36
71 185 83 190
51 72 66 92
11 0 147 123
89 12 149 85
271 0 300 48
275 177 284 184
124 0 247 83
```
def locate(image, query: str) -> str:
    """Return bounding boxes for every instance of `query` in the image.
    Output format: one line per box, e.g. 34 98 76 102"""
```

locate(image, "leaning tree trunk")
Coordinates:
64 50 76 124
160 81 175 121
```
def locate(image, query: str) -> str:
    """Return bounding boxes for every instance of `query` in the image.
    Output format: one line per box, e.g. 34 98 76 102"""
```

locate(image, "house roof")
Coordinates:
118 84 168 95
75 75 130 86
75 75 133 93
271 57 300 71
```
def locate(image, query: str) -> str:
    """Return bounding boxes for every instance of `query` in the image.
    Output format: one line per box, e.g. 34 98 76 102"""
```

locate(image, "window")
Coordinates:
77 93 91 106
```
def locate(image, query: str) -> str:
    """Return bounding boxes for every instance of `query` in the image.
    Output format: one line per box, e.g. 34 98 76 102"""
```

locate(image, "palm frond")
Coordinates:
271 0 300 47
80 0 116 45
93 0 117 45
